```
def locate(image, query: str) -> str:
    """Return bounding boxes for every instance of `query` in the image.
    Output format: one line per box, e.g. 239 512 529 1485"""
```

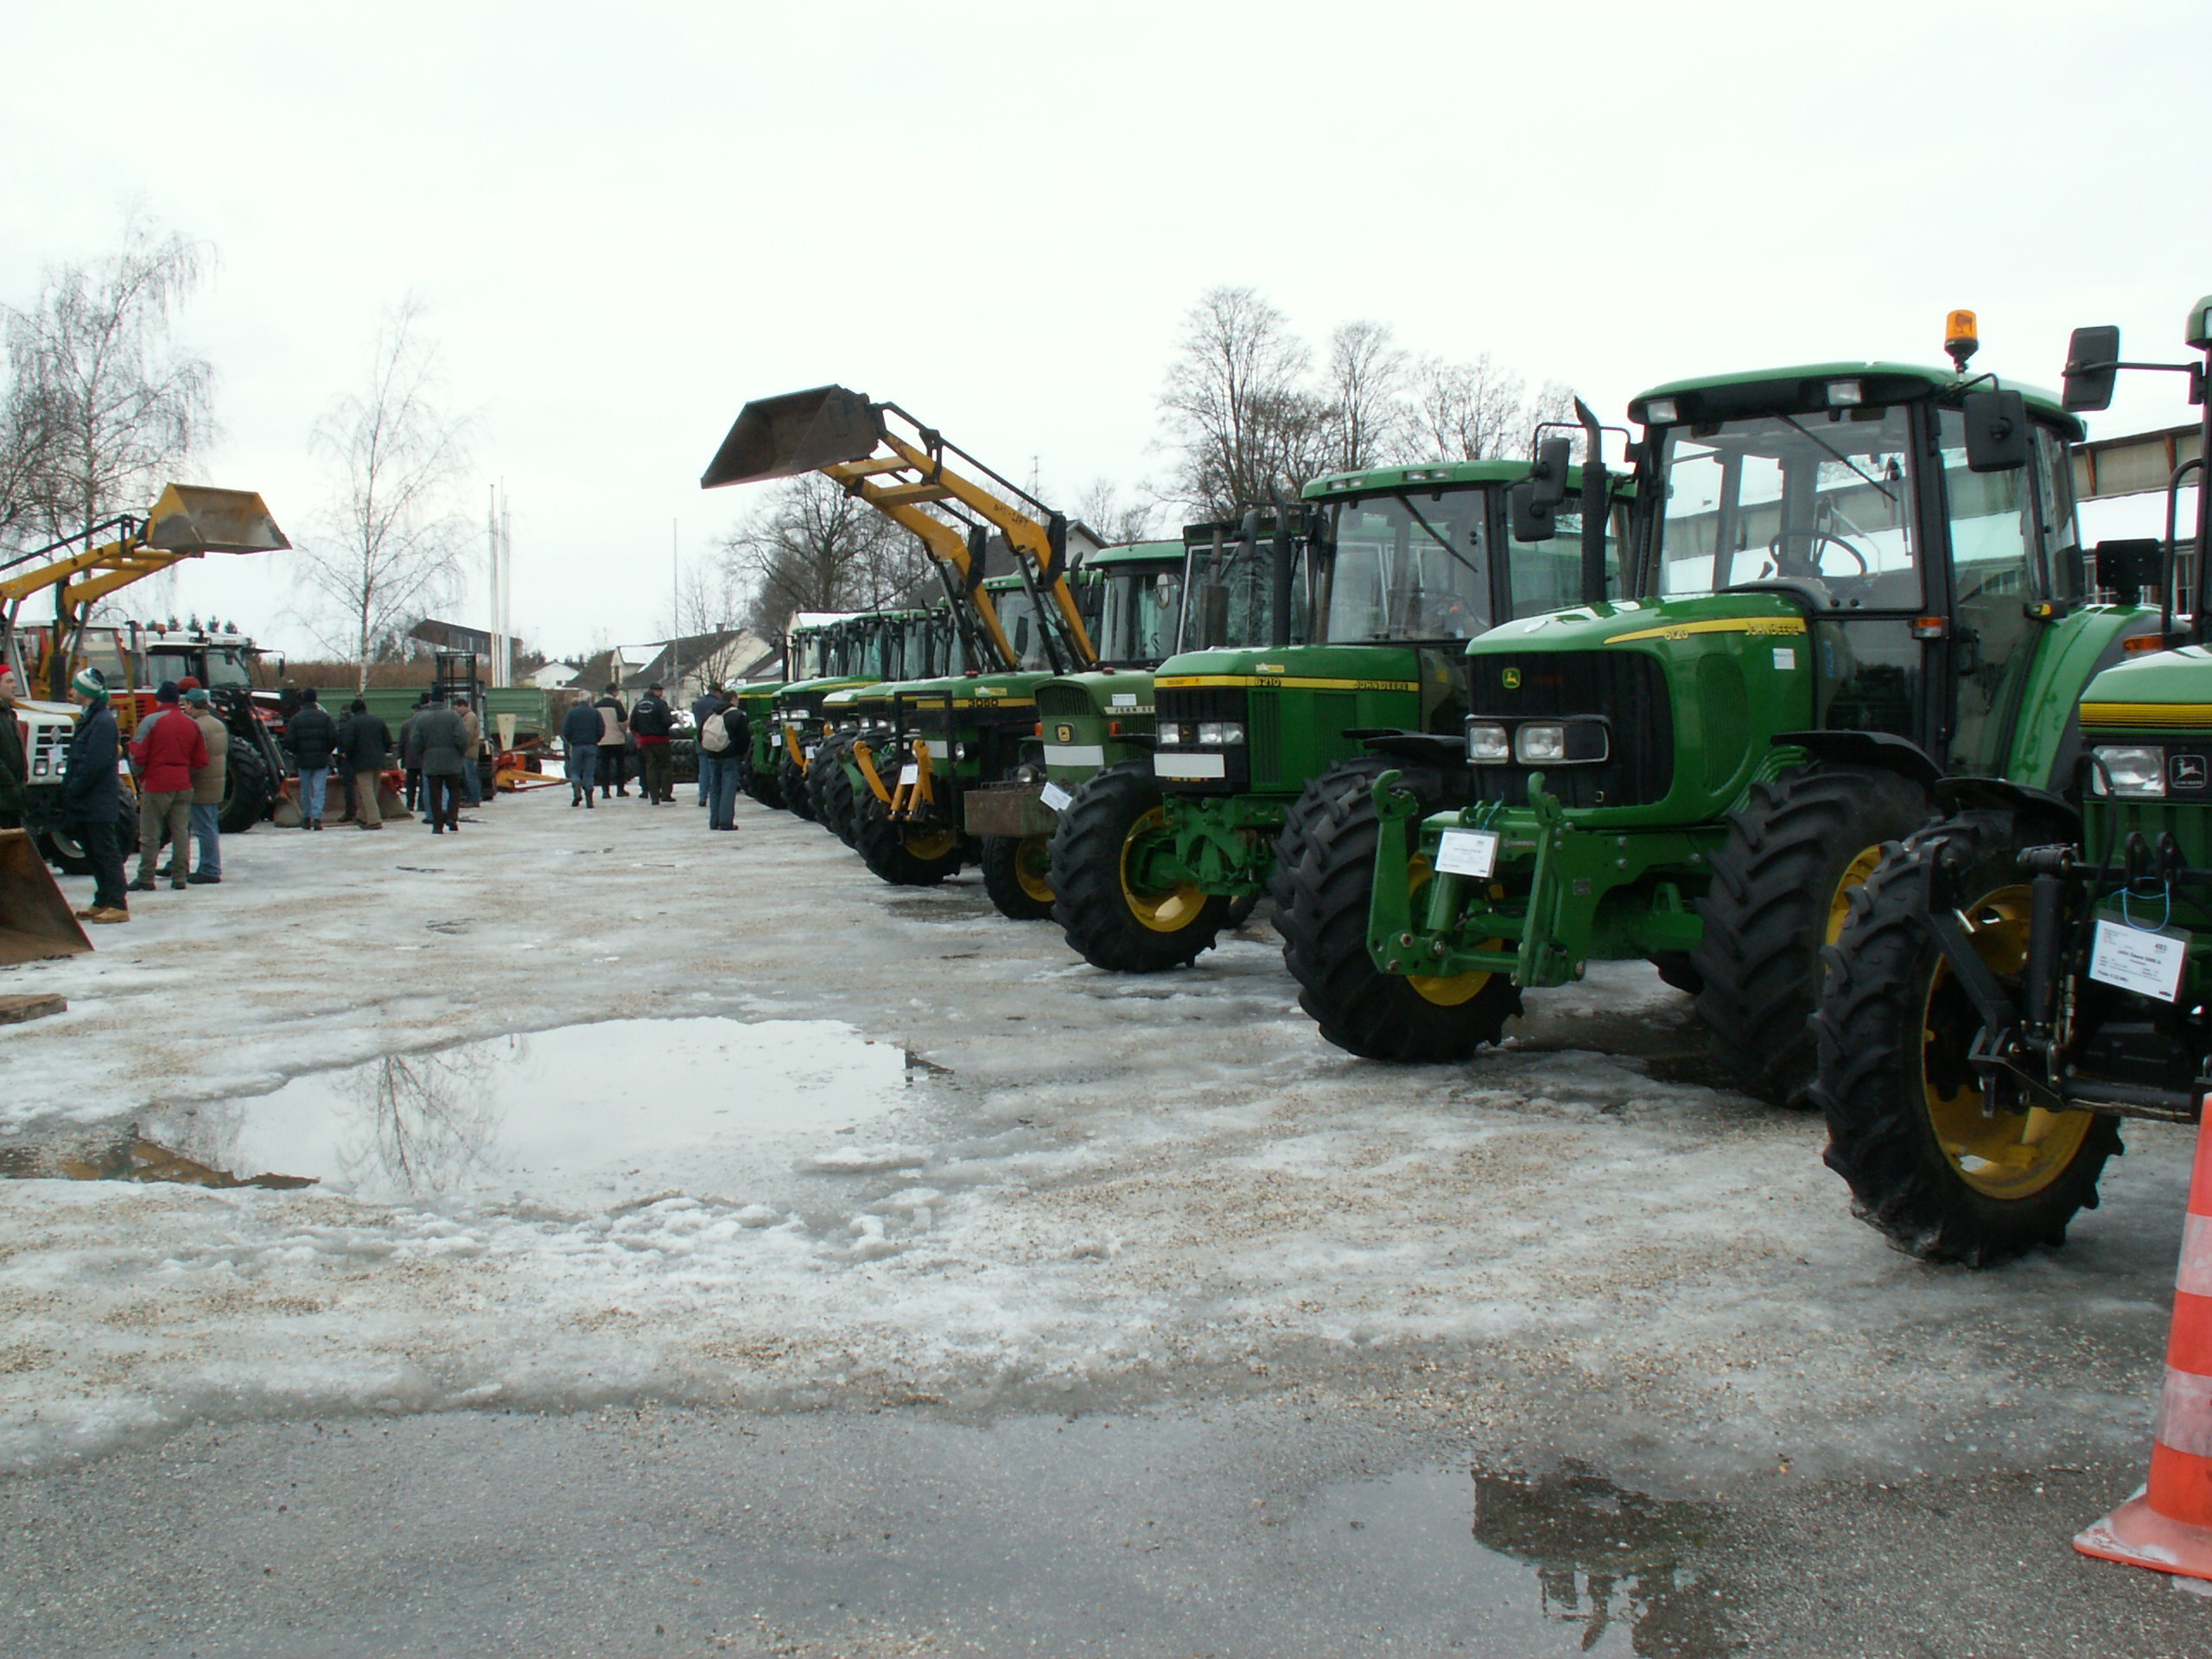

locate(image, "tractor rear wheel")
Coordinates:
1278 758 1521 1061
217 737 276 835
779 747 817 821
980 833 1056 920
1692 765 1930 1108
855 796 963 887
1813 810 2120 1264
1050 760 1233 971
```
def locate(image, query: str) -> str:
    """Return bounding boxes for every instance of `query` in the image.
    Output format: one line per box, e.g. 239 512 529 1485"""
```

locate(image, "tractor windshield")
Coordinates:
1178 530 1305 652
1655 408 1923 607
989 588 1055 671
1320 488 1491 643
1097 564 1184 665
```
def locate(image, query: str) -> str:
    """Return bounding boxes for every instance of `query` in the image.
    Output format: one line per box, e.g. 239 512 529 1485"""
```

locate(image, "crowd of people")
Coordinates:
0 665 759 927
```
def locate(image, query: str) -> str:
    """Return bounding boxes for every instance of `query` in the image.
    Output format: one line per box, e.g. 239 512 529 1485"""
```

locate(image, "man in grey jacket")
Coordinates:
412 693 469 834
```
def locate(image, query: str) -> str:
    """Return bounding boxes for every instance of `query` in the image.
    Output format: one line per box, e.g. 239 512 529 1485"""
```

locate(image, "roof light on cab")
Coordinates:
1826 378 1863 408
1643 397 1678 425
1945 308 1980 372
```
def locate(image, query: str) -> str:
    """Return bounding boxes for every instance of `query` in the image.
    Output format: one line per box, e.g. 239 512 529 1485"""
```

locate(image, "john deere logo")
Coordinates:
1502 667 1522 690
1054 723 1075 744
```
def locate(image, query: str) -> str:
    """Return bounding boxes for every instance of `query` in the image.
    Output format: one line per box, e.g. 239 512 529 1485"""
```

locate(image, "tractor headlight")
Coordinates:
2092 745 2166 798
1156 721 1185 746
1197 721 1245 747
1516 723 1567 763
1465 721 1510 763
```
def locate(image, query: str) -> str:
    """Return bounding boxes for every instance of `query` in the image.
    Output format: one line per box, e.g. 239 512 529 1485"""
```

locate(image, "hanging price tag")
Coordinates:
2089 915 2190 1002
1039 781 1074 813
1434 829 1500 879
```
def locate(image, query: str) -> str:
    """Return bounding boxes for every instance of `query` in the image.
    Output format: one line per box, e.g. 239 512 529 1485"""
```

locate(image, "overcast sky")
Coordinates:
5 1 2206 659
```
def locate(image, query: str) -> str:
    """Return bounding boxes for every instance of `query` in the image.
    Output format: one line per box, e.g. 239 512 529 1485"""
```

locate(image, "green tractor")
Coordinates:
1280 319 2169 1107
764 612 898 821
733 616 842 811
1814 300 2212 1263
805 606 960 840
1048 454 1618 973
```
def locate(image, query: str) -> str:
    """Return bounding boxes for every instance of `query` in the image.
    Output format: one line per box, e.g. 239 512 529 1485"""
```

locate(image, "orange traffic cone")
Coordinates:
2075 1100 2212 1580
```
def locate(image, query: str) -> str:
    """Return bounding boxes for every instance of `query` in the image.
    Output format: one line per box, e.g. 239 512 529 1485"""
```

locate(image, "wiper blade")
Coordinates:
1391 491 1484 582
1777 415 1897 504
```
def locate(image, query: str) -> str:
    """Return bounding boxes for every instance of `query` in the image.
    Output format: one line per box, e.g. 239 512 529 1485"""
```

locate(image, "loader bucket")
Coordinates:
143 484 291 553
0 829 92 966
701 385 882 489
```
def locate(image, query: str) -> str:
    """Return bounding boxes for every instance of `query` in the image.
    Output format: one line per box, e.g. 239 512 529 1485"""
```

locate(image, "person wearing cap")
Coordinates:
285 687 337 830
630 681 675 804
128 681 206 892
0 666 26 830
61 667 128 921
181 687 227 882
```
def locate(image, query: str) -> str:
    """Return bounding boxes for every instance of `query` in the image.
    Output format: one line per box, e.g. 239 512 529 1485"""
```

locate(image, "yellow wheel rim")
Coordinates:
905 825 959 861
1014 835 1056 905
1921 882 2094 1200
1404 855 1497 1007
1121 806 1207 933
1827 845 1886 945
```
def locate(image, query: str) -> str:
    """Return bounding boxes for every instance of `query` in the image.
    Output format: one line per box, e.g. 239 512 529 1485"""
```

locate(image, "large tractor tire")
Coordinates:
1050 760 1234 972
670 735 699 786
1813 810 2120 1265
980 832 1056 920
1691 765 1930 1108
1279 757 1521 1062
779 747 817 822
1273 755 1402 976
809 735 862 846
855 796 963 887
743 754 785 810
40 797 142 877
216 738 277 835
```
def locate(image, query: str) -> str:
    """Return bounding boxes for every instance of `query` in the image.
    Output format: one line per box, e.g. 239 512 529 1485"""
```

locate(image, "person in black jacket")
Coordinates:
630 682 676 804
334 699 395 830
60 666 129 922
559 692 604 807
284 688 339 830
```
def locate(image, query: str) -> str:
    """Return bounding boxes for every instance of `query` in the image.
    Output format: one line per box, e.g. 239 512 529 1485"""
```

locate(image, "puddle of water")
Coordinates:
11 1018 913 1207
1296 1463 1740 1656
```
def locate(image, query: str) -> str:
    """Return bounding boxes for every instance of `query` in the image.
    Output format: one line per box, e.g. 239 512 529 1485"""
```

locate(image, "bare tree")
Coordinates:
4 222 215 550
1323 321 1409 471
1412 353 1587 461
1075 478 1157 545
721 474 933 638
298 301 474 689
0 335 56 554
1157 285 1334 519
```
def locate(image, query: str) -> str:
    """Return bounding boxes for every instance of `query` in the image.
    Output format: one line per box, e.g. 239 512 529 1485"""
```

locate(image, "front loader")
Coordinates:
1279 317 2164 1112
1814 297 2212 1263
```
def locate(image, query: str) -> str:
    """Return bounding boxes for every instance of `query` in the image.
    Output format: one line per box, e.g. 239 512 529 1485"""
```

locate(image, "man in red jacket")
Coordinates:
129 681 207 893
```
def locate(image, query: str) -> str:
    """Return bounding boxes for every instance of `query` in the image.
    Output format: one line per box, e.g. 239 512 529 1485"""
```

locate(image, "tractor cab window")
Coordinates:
1656 409 1922 609
1179 530 1303 651
989 588 1054 671
1938 407 2044 774
203 650 252 690
1319 488 1491 643
1506 497 1627 618
1099 565 1184 665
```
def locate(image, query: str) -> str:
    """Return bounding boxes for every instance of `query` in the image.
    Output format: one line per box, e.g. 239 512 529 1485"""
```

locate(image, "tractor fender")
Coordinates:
1351 728 1465 766
1772 730 1942 790
1930 775 2079 836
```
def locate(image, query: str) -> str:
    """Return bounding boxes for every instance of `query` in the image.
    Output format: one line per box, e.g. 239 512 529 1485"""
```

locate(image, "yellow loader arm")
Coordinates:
700 386 1097 674
0 485 289 614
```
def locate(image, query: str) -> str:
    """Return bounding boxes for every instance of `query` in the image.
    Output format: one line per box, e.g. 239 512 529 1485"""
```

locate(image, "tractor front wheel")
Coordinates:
1049 760 1233 971
1277 758 1521 1062
980 833 1056 920
779 746 817 822
1813 810 2119 1264
809 734 859 844
1692 765 1930 1108
855 796 963 887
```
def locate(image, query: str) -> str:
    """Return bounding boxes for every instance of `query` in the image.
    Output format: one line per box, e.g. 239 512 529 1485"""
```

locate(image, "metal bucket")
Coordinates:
143 484 290 553
700 386 881 489
0 828 92 965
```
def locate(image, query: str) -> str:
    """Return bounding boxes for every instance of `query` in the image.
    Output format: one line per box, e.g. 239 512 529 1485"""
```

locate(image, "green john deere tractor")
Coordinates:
734 616 846 811
1048 454 1619 974
806 606 961 842
765 613 897 821
1280 320 2170 1106
1814 299 2212 1263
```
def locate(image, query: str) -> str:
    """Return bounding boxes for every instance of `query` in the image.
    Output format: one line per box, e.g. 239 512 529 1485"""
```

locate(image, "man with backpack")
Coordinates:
690 684 723 806
702 690 749 832
630 681 676 804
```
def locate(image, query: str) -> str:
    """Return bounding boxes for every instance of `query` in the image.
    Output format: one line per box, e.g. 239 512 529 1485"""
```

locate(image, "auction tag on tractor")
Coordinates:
898 763 920 786
1039 781 1074 813
2089 916 2190 1002
1433 829 1500 879
1110 693 1138 709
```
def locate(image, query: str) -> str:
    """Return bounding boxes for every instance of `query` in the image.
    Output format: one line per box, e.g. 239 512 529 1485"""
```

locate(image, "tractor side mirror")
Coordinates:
1962 388 2030 473
1527 435 1572 510
2062 325 2121 412
2095 538 2164 606
1509 480 1555 544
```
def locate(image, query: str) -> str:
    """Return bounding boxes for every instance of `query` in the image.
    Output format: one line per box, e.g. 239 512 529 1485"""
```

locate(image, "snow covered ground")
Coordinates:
0 788 2193 1493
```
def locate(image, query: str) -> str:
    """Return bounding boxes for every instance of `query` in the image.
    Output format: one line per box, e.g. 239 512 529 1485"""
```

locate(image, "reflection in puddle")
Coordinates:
1307 1462 1738 1657
10 1018 913 1207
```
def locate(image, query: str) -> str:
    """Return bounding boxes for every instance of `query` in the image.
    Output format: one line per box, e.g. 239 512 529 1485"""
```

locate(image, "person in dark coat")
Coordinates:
411 693 468 833
334 699 394 830
631 682 675 804
398 692 430 813
559 692 603 807
0 666 27 830
60 667 128 922
690 685 723 806
285 687 338 830
702 690 749 832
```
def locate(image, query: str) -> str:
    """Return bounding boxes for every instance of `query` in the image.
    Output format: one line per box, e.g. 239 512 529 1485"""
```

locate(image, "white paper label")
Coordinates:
1039 781 1073 813
2090 918 2189 1002
898 763 919 786
1154 753 1227 780
1773 646 1797 671
1433 829 1500 879
1110 693 1138 708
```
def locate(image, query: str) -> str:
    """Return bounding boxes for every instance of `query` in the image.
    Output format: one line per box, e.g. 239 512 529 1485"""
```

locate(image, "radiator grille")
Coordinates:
1465 650 1674 809
1033 683 1094 723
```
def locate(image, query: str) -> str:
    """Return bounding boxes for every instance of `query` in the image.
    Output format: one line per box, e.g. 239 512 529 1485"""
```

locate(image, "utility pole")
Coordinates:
670 518 681 696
